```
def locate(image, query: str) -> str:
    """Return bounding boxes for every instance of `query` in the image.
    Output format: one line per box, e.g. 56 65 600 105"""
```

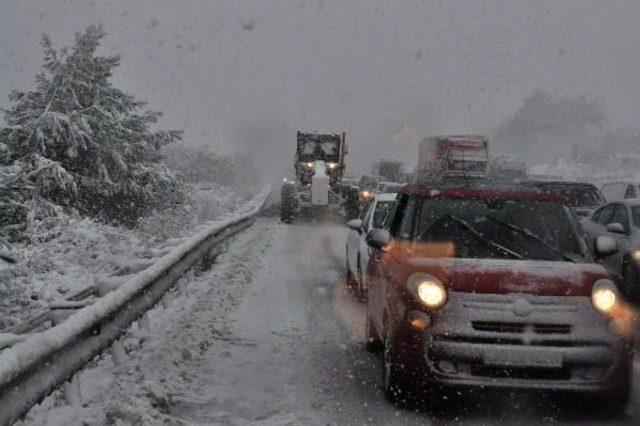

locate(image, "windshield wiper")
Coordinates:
439 214 525 260
485 215 576 263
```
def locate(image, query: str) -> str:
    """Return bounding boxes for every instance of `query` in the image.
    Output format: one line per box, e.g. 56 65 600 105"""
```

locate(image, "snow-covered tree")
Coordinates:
1 25 183 225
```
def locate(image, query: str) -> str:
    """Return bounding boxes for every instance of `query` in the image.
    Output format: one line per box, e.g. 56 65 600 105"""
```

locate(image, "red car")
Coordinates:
364 184 633 407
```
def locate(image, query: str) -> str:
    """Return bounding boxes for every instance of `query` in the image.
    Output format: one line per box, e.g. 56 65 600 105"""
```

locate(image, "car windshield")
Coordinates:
544 186 603 207
372 201 394 228
411 197 590 262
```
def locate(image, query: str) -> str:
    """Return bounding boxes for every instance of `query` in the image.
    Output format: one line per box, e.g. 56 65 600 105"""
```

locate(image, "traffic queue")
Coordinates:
344 135 637 408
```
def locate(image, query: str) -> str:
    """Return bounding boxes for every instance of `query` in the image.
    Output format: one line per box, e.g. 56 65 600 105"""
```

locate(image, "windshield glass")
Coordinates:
412 198 589 262
544 186 604 207
299 134 341 160
372 201 394 228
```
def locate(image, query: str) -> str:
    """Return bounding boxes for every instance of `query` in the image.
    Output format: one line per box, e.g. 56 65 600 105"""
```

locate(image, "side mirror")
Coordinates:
366 228 392 251
346 219 363 233
595 236 618 258
606 222 626 234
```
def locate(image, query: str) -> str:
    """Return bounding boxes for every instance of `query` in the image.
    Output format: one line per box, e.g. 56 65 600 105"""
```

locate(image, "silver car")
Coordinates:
345 192 396 301
582 200 640 302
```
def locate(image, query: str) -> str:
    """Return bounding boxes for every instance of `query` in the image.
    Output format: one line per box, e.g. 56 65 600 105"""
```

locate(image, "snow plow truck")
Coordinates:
280 131 359 222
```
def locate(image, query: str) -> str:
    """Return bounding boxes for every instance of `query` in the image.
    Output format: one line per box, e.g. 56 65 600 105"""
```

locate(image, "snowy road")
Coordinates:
25 217 640 425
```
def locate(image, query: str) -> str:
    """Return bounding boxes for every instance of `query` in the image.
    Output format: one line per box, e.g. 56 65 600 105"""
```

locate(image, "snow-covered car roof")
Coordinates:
400 184 564 202
374 192 398 202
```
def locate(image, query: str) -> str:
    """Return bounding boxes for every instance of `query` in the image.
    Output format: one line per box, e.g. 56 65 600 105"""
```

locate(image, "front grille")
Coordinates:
470 365 571 381
472 321 571 335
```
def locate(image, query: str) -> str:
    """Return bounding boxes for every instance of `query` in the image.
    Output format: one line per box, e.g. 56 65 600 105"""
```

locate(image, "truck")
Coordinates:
371 159 403 183
488 155 528 182
417 135 489 183
280 131 359 222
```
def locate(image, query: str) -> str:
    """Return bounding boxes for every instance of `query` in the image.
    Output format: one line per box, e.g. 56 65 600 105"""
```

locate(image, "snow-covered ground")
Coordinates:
20 217 640 425
0 183 247 329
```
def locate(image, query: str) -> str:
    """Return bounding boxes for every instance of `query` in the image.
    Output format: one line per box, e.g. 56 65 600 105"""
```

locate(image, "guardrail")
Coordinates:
0 188 270 424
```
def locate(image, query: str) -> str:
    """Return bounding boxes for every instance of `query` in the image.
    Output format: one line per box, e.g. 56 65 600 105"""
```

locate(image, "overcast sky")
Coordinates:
1 0 640 177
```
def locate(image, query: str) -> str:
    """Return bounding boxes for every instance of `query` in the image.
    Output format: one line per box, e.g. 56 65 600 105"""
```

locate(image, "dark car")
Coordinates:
528 181 606 218
364 184 633 406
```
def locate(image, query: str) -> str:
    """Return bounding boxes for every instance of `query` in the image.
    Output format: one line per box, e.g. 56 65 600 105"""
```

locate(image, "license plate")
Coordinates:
484 347 563 368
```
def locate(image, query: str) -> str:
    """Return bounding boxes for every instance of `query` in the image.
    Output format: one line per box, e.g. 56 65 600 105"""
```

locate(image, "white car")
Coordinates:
345 192 397 301
600 181 640 202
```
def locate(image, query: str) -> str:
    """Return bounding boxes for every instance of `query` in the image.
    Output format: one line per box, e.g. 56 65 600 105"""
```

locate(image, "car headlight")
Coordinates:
305 162 314 168
591 279 618 315
632 251 640 262
407 273 447 309
361 190 371 198
327 162 338 170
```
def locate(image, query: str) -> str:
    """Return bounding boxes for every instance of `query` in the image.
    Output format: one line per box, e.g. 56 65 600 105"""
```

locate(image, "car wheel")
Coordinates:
622 260 639 304
364 308 382 353
382 323 410 404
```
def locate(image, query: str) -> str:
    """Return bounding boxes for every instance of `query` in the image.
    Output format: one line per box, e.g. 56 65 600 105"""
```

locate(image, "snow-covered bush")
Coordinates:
0 25 184 227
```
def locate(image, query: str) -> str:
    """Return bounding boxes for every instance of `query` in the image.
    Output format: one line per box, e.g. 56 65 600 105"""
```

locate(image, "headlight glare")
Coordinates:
591 279 618 315
407 273 447 309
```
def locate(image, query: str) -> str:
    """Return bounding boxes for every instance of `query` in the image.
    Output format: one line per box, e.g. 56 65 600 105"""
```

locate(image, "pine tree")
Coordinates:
1 25 183 226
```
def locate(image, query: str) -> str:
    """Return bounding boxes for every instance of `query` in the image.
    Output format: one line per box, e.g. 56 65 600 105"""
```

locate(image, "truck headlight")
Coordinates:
408 273 447 309
591 279 618 315
361 190 371 198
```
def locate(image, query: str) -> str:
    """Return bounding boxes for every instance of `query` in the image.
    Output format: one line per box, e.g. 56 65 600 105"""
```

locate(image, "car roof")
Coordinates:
602 180 638 185
400 183 564 202
609 199 640 207
374 192 398 202
528 181 597 189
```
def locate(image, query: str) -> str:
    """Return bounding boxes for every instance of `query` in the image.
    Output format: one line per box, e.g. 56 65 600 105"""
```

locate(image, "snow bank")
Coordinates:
0 186 269 390
0 183 248 329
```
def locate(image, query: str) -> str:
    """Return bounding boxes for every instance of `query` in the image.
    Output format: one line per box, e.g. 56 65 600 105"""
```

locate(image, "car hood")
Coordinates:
401 257 610 297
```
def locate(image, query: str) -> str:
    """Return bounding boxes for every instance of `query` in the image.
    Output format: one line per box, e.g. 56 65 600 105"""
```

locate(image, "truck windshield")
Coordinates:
299 134 341 160
410 198 590 262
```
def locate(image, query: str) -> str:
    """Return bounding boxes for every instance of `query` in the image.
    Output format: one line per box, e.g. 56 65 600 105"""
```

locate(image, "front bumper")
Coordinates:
410 292 632 393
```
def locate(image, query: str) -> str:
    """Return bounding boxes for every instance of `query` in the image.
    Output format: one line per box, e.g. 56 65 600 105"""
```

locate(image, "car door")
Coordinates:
584 204 614 241
357 200 376 276
603 204 631 273
347 200 372 276
367 194 416 334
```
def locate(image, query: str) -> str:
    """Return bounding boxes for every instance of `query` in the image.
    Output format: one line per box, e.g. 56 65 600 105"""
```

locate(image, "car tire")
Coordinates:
382 324 411 404
364 308 382 353
622 259 639 304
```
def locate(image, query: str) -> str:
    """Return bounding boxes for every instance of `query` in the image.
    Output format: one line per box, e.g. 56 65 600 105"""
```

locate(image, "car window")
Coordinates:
611 204 630 233
625 185 636 199
631 206 640 228
372 201 394 228
389 194 418 240
594 204 615 225
362 201 375 229
359 200 372 219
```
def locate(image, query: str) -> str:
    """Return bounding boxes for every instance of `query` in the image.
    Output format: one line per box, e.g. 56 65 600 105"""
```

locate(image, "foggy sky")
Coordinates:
1 0 640 179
